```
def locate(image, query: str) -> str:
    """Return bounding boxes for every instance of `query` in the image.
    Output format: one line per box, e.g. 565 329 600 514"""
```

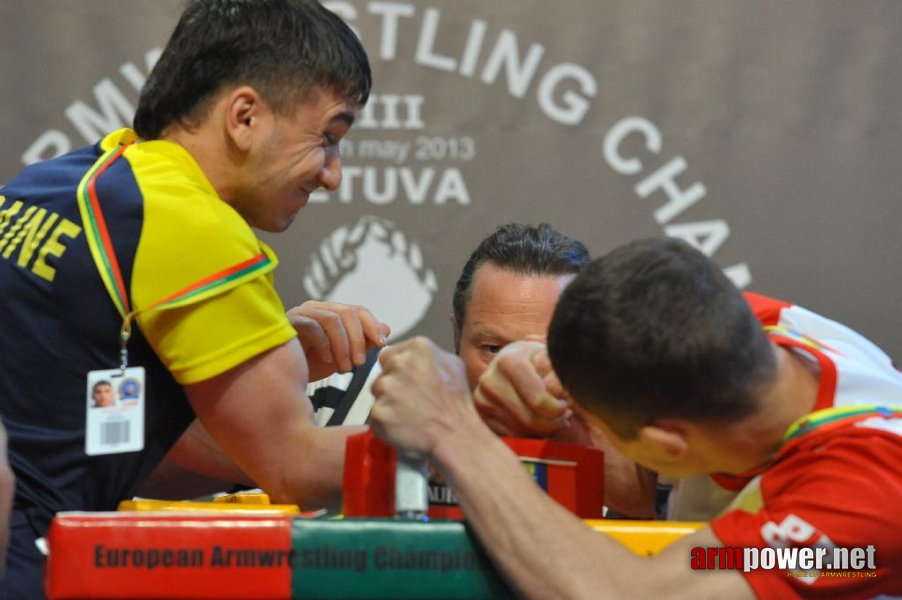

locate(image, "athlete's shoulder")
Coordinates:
116 132 277 310
2 143 99 196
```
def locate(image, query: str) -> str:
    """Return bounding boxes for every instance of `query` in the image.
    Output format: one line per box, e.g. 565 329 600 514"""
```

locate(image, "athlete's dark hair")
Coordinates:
452 223 591 351
547 237 776 439
134 0 371 139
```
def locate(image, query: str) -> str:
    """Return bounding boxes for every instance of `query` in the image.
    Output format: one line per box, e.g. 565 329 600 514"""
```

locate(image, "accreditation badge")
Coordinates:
85 367 145 455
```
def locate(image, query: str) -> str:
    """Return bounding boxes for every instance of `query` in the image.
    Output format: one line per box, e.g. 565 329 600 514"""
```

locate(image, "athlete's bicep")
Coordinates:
183 338 320 502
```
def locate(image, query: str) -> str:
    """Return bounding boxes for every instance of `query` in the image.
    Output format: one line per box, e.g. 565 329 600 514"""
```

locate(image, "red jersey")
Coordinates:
707 294 902 598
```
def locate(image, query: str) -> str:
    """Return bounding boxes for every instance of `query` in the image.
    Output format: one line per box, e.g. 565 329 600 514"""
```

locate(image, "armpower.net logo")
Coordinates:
690 515 878 584
690 545 877 577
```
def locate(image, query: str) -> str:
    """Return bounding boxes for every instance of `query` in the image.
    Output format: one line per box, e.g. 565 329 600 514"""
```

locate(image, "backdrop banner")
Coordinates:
3 0 901 358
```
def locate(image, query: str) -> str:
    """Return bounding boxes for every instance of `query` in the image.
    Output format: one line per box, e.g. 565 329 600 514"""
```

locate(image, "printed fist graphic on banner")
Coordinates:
302 216 438 341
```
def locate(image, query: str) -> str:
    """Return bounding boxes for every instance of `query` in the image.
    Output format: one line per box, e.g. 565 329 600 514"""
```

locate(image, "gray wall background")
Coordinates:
3 0 901 359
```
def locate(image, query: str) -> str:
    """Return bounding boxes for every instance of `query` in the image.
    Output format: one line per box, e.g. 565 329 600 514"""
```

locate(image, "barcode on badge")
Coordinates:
100 420 130 446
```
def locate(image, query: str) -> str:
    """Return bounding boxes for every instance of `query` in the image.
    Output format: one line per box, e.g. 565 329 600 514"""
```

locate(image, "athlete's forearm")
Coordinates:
165 419 255 486
431 418 641 599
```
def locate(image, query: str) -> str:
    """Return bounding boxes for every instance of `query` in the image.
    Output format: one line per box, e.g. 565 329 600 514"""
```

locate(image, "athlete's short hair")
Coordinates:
547 237 776 438
134 0 371 139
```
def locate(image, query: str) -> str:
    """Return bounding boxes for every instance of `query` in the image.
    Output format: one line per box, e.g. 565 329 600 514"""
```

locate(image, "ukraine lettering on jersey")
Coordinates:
0 195 82 282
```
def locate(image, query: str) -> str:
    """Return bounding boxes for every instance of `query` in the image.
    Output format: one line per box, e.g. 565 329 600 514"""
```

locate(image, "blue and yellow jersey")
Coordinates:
0 128 296 519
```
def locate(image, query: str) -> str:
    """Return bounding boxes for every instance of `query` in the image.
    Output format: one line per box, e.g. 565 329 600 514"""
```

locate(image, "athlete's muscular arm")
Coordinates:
137 420 255 500
142 300 388 501
370 338 753 599
185 338 364 511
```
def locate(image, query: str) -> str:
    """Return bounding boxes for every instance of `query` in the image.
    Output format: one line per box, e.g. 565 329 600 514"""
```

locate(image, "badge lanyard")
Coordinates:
75 141 273 454
783 404 902 443
76 141 273 372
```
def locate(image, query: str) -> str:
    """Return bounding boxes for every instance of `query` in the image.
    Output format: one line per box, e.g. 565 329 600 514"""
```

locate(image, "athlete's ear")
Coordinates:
223 86 264 153
638 421 690 461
